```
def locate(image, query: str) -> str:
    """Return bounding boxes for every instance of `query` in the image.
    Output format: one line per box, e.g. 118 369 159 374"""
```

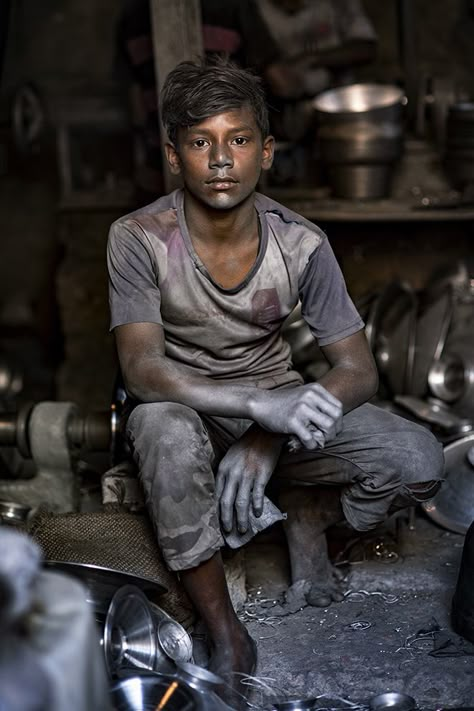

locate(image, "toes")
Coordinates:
305 575 347 607
306 588 332 607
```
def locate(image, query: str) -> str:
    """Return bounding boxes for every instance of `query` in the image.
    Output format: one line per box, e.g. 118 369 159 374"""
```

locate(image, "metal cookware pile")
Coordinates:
43 561 234 711
283 261 474 535
362 264 474 535
313 83 405 200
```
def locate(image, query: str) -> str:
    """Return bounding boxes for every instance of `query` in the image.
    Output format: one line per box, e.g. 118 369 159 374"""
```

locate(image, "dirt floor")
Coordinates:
237 512 474 710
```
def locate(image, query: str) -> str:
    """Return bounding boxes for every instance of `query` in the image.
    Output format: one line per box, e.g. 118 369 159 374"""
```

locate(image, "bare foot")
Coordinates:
304 535 348 607
280 485 349 607
208 621 257 710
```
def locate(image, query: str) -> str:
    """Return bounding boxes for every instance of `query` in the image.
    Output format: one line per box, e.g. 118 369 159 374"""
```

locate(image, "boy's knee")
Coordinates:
398 427 445 486
127 401 203 443
387 429 444 513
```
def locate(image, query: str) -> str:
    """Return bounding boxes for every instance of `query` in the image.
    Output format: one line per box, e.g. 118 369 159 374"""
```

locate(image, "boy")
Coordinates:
107 60 443 708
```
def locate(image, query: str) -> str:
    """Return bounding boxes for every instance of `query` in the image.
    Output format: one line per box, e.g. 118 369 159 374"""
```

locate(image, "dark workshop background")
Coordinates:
0 0 472 413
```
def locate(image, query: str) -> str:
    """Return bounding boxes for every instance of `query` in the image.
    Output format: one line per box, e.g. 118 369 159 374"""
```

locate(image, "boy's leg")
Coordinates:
276 402 445 605
126 402 255 709
279 484 347 607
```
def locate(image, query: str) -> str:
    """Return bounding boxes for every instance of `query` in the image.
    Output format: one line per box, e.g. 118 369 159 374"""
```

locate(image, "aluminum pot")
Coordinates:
313 83 405 199
444 102 474 188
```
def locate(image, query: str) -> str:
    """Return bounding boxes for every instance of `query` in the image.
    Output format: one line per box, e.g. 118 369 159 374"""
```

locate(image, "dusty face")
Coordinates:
165 105 274 212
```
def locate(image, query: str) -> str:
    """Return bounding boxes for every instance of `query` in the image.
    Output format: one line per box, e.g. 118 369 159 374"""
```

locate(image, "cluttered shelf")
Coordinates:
266 191 474 223
267 138 474 224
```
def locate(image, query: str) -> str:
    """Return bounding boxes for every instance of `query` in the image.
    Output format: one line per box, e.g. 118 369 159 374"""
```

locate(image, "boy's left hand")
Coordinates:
215 426 284 535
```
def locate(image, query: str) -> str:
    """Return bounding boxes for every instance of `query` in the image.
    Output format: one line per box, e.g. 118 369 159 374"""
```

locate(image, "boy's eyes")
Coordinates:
191 139 209 148
189 136 250 148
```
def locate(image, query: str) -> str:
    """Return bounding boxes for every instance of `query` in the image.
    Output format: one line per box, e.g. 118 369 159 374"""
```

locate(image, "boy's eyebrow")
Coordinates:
186 123 256 136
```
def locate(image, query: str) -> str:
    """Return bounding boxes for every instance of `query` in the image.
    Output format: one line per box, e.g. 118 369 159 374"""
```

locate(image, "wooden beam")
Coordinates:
150 0 203 192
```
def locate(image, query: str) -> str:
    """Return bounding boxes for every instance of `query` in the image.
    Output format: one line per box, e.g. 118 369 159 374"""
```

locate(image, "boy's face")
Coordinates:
165 104 274 212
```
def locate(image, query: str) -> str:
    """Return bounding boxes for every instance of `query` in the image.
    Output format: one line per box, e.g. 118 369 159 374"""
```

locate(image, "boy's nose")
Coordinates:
209 144 233 168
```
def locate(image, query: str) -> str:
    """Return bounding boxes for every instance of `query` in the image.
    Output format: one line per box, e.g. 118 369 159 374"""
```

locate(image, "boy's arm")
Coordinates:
115 321 342 450
215 329 378 533
318 329 379 414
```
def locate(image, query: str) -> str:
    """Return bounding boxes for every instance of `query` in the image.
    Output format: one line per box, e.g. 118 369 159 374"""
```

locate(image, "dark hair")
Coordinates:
161 58 270 145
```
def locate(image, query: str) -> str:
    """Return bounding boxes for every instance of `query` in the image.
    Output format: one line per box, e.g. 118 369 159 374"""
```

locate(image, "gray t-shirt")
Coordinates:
107 189 363 387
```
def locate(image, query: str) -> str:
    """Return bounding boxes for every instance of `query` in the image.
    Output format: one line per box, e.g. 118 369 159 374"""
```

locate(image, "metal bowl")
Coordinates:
110 674 202 711
0 500 31 526
103 585 157 676
175 662 223 693
422 433 474 534
369 691 416 711
313 83 405 114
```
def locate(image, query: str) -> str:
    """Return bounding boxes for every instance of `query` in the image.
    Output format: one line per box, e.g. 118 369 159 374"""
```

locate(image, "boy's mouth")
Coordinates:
207 175 238 184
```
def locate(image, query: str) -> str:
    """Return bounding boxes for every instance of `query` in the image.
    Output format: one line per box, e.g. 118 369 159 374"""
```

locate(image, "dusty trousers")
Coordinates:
126 402 444 571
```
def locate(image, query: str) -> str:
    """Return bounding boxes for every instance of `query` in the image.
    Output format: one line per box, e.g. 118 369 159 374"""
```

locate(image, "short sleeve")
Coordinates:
298 237 364 346
107 221 163 330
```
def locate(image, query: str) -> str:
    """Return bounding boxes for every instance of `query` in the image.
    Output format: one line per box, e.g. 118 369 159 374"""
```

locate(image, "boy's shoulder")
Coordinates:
110 191 180 236
254 192 326 242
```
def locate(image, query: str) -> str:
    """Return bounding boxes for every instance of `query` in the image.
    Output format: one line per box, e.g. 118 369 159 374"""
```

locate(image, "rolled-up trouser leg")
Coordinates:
126 402 225 571
276 403 445 531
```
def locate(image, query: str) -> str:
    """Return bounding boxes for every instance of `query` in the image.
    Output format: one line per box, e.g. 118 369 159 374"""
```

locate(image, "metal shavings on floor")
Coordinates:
242 515 473 708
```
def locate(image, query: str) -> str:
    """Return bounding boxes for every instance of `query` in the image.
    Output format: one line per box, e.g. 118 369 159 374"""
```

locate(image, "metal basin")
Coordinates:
43 561 166 618
422 433 474 534
313 83 405 114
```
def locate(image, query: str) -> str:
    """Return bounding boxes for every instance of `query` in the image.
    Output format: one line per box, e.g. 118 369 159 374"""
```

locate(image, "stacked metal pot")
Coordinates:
444 102 474 190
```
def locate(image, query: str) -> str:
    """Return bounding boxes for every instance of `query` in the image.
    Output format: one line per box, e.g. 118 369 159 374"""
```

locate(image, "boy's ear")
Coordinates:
261 135 275 172
164 142 181 175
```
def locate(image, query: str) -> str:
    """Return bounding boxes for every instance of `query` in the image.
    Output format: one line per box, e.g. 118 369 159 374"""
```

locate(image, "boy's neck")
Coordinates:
183 188 258 246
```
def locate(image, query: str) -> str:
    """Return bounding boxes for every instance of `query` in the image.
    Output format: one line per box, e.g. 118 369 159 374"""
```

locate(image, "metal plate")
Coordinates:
422 433 474 534
411 286 453 397
365 282 417 395
44 561 167 617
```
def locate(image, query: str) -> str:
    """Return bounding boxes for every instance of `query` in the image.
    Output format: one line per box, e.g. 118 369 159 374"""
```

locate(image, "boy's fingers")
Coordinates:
219 477 238 532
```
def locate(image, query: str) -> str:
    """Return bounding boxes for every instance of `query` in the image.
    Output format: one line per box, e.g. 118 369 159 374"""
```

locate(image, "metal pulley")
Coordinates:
0 403 111 460
0 381 131 476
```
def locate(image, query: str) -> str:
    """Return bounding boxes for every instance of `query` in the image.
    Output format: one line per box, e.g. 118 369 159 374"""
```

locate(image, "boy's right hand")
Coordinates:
251 383 343 451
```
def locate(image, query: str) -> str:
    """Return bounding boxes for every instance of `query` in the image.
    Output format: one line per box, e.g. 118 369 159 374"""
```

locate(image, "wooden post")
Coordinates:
150 0 203 192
